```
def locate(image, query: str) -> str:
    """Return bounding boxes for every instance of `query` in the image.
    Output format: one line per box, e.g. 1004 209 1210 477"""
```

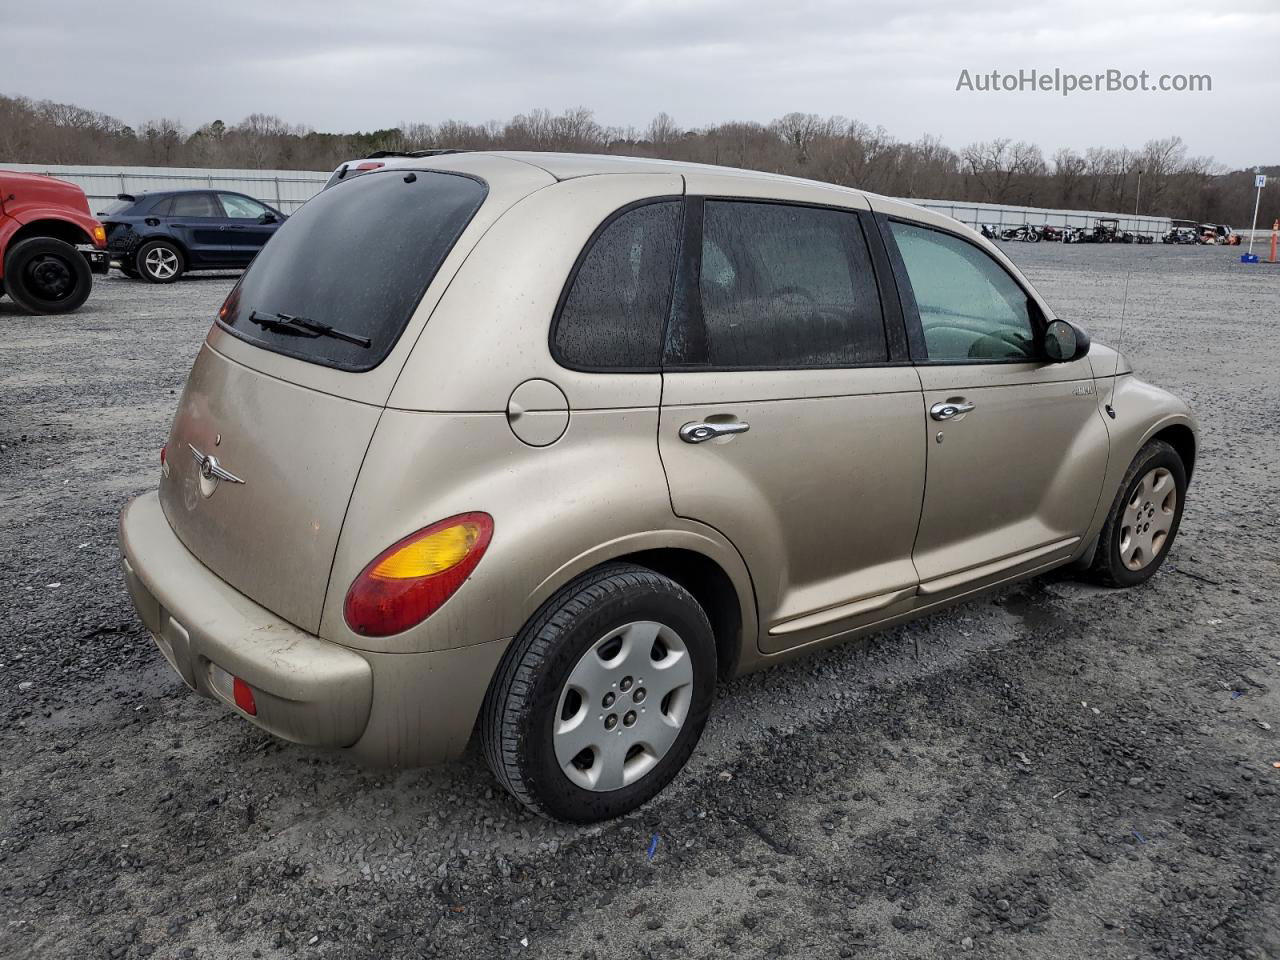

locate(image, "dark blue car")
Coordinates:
100 190 286 283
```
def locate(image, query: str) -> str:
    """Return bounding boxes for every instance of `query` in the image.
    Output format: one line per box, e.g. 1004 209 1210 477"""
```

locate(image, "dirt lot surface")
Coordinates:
2 244 1278 960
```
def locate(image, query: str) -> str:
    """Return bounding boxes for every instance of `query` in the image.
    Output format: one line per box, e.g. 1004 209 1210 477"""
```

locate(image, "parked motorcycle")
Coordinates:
1000 224 1042 242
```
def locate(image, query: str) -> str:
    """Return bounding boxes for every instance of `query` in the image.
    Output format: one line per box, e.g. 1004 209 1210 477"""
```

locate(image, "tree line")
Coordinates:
1 94 1274 228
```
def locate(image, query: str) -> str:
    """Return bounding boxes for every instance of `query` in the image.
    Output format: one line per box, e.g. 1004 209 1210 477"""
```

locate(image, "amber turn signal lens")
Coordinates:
369 522 481 579
344 513 493 637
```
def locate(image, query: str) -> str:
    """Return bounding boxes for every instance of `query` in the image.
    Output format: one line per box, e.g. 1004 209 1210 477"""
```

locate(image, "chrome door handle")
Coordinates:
929 400 976 421
679 420 750 443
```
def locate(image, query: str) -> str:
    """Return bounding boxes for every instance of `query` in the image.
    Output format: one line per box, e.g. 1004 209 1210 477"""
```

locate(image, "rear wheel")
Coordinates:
136 240 183 283
2 237 93 314
1085 440 1187 587
481 563 717 822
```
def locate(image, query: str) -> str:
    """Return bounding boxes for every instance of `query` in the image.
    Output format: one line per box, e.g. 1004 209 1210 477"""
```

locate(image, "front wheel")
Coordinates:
481 563 717 822
2 237 93 314
136 240 184 283
1085 440 1187 587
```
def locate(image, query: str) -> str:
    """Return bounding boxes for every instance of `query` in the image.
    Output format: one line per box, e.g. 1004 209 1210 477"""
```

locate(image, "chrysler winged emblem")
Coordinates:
188 444 246 485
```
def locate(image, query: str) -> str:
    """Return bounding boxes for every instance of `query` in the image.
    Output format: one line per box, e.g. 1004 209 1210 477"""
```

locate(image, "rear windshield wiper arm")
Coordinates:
248 310 371 348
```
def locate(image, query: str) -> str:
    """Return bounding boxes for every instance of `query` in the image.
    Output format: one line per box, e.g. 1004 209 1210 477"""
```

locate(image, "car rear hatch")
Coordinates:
157 158 551 634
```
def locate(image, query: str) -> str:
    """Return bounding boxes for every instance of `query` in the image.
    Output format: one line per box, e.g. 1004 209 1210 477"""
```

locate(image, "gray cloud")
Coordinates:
4 0 1277 166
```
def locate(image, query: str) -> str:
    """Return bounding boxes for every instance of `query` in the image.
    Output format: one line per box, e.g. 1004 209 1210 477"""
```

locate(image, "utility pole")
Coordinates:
1134 169 1143 216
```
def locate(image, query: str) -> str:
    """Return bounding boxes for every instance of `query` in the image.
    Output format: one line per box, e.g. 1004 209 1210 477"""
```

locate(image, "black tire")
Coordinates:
1085 439 1187 588
135 239 184 283
481 563 717 822
2 237 93 314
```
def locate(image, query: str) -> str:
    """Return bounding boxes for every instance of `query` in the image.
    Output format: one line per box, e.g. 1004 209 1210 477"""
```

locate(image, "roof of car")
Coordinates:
363 150 995 251
377 150 875 200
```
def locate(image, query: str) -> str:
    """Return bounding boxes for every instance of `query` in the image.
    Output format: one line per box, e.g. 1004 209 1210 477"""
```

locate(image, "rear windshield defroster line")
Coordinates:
217 168 488 372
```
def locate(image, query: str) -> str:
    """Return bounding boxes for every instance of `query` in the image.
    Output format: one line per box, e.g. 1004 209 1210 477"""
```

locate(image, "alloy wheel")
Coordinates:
144 246 180 280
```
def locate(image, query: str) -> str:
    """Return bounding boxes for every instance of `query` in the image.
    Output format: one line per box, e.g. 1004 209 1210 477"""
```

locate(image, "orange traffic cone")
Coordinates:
1270 220 1278 263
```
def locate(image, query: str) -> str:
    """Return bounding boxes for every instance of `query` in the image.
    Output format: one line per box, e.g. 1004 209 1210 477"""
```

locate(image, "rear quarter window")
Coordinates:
217 169 487 371
551 200 683 371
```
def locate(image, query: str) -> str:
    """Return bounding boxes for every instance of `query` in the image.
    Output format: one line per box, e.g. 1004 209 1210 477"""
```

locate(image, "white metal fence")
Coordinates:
0 162 328 214
906 198 1171 238
4 161 1176 237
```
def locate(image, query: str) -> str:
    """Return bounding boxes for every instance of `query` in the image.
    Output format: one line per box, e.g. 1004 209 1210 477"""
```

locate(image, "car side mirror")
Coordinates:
258 213 277 224
1043 319 1090 362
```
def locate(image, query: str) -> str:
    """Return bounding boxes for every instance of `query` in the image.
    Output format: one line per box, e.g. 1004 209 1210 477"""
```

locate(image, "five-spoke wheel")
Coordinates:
135 239 184 284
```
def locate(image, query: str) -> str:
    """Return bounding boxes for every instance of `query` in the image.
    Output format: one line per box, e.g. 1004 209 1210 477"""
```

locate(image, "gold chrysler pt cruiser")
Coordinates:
119 152 1197 821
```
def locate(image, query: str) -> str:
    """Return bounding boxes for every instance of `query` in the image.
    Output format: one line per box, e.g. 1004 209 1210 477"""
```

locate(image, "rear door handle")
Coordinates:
679 420 750 443
930 400 976 421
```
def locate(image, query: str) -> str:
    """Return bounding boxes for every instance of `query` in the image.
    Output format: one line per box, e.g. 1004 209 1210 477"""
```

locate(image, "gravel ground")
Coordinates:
2 244 1278 960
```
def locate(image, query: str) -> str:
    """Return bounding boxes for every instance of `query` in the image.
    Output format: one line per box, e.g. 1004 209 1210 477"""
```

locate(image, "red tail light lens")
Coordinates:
355 161 385 171
160 445 167 466
343 513 493 637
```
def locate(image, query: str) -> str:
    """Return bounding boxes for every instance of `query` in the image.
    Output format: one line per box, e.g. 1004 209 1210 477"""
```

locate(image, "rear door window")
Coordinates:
675 201 887 368
170 193 222 218
218 169 488 371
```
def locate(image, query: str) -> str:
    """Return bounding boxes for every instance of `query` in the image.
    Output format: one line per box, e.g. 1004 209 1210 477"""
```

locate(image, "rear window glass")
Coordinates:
98 198 135 216
552 200 682 370
218 169 487 371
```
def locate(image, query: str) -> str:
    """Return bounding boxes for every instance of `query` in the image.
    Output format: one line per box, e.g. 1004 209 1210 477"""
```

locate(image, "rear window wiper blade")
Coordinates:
248 310 371 348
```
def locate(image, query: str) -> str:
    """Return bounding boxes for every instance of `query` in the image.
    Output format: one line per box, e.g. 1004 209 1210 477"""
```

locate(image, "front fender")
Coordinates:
0 210 104 280
9 207 102 244
1082 373 1198 550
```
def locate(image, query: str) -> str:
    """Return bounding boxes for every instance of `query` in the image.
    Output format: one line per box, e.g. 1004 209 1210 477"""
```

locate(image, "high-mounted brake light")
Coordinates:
343 513 493 637
355 161 385 172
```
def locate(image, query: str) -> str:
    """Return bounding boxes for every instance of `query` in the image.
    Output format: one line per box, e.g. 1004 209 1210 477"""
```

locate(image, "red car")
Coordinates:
0 171 108 314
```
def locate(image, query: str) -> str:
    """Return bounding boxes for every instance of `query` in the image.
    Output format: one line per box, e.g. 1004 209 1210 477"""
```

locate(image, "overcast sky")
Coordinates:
5 0 1277 168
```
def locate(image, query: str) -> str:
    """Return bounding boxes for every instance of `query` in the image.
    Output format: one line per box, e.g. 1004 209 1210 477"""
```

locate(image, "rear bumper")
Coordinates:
120 492 373 748
119 491 511 764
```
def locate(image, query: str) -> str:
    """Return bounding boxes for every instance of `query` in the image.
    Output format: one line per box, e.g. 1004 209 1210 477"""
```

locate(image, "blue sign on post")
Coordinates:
1243 173 1267 262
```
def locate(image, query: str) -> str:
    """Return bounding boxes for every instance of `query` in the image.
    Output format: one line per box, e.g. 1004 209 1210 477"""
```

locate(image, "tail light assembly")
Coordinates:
343 513 493 637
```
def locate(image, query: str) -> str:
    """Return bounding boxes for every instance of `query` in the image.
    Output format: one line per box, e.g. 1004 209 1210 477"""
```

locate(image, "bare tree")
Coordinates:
0 94 1271 226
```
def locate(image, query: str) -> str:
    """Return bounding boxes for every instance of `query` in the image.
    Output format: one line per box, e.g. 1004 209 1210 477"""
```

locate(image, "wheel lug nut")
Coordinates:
619 676 633 692
602 692 615 708
604 714 618 730
633 687 646 704
623 711 637 727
